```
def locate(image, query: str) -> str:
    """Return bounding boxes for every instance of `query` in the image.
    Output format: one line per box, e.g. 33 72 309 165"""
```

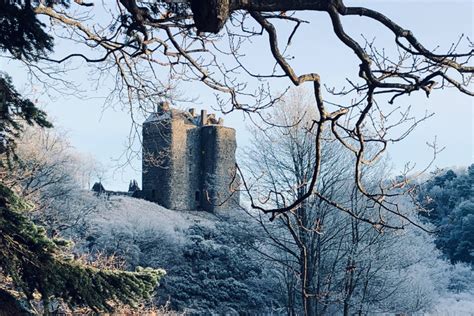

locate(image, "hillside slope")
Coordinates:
79 196 282 315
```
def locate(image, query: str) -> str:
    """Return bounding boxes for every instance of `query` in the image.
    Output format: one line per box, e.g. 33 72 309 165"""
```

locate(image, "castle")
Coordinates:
142 102 239 212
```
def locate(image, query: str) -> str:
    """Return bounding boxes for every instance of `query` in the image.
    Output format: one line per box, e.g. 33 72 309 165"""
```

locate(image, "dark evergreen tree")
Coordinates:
128 179 140 192
92 181 106 194
0 73 52 161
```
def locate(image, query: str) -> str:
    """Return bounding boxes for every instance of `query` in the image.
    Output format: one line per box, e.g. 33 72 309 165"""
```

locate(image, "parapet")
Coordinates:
185 106 225 126
146 103 225 127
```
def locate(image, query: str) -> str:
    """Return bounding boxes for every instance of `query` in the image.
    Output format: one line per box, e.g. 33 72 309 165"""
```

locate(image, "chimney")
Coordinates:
207 113 216 124
188 108 196 117
200 109 207 125
158 101 170 114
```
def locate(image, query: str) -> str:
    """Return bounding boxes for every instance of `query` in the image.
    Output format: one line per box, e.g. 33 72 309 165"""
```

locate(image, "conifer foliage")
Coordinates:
0 1 58 61
0 184 164 313
0 73 52 160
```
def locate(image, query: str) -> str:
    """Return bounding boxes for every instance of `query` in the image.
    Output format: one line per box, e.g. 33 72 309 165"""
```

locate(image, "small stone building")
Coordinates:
142 102 239 212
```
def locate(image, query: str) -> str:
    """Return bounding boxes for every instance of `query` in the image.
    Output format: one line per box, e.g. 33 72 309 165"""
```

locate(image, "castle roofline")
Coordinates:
144 111 171 123
144 102 226 127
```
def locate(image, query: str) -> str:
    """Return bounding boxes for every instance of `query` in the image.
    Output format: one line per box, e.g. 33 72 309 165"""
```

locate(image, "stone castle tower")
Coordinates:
142 102 239 212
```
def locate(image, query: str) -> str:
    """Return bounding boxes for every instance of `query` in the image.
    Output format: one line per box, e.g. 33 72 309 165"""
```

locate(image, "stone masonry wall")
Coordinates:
186 127 202 210
142 106 239 212
200 125 239 212
142 119 172 207
213 126 240 211
168 117 197 210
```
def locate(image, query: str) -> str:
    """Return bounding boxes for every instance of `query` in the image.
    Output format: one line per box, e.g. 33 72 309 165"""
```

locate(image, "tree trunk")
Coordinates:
0 88 7 156
231 0 330 11
191 0 338 33
304 297 316 316
343 302 350 316
300 248 317 316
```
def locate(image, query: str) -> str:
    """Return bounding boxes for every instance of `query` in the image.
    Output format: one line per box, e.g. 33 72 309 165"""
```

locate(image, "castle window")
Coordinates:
195 191 200 202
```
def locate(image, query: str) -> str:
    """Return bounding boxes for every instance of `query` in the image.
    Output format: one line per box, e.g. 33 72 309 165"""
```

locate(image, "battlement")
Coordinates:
145 102 224 127
188 107 225 126
142 102 239 212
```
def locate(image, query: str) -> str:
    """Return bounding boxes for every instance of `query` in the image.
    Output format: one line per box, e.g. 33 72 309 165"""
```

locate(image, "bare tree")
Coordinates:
243 90 447 315
3 125 106 237
3 0 472 224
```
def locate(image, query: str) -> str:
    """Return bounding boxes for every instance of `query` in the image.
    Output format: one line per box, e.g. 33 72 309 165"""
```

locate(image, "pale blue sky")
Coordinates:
2 1 472 190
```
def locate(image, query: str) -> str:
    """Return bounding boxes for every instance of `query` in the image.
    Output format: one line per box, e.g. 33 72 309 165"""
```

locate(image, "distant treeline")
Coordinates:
418 165 474 265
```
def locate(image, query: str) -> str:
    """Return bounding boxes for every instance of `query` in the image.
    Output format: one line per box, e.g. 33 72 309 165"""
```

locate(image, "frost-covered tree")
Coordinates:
243 90 451 315
80 196 282 314
2 126 107 238
418 166 474 265
0 78 164 314
0 186 164 314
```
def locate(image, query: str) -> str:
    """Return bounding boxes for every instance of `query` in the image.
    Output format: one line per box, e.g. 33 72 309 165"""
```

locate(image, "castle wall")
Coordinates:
186 127 202 210
168 118 198 210
142 106 239 212
142 119 172 207
200 125 239 212
200 125 217 212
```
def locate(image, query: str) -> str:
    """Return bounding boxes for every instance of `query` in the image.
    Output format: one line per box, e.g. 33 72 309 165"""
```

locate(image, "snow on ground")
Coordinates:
428 293 474 316
91 196 218 242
